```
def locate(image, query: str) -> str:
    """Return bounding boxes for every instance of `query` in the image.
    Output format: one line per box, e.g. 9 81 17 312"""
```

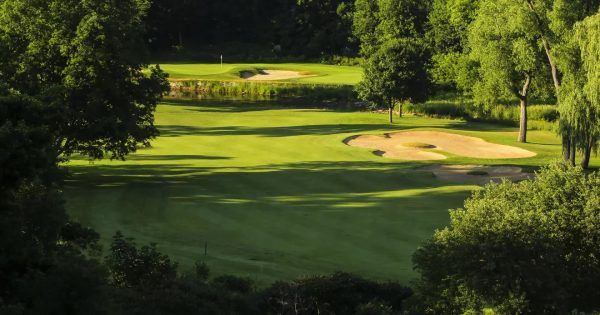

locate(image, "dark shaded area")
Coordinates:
65 160 470 217
158 123 416 138
145 0 358 60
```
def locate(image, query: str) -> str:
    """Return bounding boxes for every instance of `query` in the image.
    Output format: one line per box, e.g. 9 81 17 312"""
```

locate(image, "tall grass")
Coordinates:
170 80 355 100
406 98 559 131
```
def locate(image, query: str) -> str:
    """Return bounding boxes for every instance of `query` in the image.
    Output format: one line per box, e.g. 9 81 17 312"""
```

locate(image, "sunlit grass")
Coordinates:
158 63 363 85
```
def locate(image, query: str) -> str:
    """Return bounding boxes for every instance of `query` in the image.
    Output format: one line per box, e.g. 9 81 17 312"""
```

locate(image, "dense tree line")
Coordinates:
145 0 357 59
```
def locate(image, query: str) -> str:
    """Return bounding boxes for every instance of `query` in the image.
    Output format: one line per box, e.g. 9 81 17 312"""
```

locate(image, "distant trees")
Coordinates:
145 0 358 59
353 0 431 122
413 163 600 314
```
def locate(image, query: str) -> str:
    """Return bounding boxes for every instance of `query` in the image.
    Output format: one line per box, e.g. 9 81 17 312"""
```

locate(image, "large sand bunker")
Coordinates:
242 69 313 81
423 164 534 185
345 131 536 161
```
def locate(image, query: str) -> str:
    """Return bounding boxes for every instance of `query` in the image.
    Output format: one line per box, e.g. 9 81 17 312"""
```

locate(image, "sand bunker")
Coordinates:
345 131 536 161
423 164 533 185
242 70 312 81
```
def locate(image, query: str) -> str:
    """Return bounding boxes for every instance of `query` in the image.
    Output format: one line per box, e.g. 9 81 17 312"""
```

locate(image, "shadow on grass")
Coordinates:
64 160 473 213
127 154 232 161
157 123 422 138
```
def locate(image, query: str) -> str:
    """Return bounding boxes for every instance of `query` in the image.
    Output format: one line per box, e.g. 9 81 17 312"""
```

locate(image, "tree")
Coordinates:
0 0 170 160
468 0 549 143
353 0 431 123
557 12 600 168
356 39 429 123
413 163 600 314
0 95 111 314
353 0 430 56
426 0 480 91
516 0 600 161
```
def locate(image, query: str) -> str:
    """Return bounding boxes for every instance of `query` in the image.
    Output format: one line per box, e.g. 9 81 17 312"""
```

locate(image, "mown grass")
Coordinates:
159 63 363 85
63 97 595 286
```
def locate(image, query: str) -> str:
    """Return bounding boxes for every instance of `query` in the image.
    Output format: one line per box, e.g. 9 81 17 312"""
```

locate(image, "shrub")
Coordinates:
413 164 600 314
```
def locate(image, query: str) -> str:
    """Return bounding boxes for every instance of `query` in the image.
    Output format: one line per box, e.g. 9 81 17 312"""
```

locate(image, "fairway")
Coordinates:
160 63 363 85
64 97 581 286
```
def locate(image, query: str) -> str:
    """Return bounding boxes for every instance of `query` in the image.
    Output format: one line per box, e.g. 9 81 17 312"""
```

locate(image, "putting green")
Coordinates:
64 97 582 286
159 63 363 85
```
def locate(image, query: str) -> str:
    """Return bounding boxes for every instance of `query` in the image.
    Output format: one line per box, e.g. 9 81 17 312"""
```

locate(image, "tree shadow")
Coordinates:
127 154 231 161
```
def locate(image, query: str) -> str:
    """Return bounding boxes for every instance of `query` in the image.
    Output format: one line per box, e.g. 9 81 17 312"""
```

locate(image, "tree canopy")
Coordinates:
414 163 600 314
356 39 429 122
354 0 431 122
0 0 169 160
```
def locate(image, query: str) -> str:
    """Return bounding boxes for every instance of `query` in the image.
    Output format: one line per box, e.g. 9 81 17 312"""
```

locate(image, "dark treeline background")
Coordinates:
145 0 357 60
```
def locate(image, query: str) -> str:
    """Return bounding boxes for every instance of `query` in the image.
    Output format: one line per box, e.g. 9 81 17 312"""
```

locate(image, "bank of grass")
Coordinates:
63 97 595 287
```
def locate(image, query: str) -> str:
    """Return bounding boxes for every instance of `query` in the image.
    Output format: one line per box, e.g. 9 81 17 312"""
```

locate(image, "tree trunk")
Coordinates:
518 97 528 143
388 103 393 124
518 75 531 143
581 139 593 169
398 101 403 118
570 137 577 166
563 134 571 162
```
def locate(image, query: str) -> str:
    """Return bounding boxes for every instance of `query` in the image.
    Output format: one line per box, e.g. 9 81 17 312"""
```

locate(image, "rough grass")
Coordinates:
159 63 363 85
406 98 559 132
63 97 595 286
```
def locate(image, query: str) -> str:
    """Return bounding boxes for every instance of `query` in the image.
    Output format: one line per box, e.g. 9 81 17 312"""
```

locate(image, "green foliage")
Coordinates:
259 272 412 314
0 95 59 190
104 233 258 315
357 39 429 110
106 232 178 289
0 0 170 160
354 0 430 56
413 163 600 314
426 0 480 90
468 0 547 105
558 11 600 163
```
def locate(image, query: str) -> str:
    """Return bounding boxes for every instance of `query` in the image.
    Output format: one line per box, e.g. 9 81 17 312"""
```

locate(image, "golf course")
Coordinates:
5 0 600 311
63 63 581 285
161 63 364 85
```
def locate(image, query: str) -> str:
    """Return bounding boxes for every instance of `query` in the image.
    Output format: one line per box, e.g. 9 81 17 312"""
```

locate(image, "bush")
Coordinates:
413 163 600 314
259 272 412 314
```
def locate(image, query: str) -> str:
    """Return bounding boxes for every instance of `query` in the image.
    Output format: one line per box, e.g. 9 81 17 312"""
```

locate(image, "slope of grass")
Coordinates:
159 63 363 85
64 97 592 286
